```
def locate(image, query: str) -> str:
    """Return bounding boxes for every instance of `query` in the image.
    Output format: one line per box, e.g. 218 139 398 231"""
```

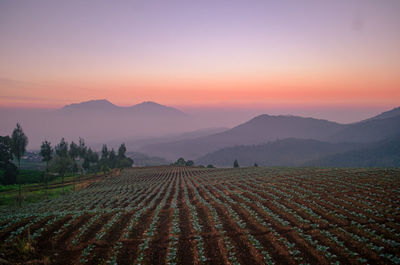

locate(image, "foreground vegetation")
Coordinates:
0 166 399 264
0 172 108 207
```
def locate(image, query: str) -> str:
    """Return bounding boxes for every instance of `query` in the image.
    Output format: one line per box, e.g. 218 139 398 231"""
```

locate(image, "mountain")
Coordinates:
61 99 187 117
328 115 400 143
195 138 362 167
306 136 400 167
139 115 345 160
365 106 400 121
97 127 229 151
61 99 119 112
0 100 193 149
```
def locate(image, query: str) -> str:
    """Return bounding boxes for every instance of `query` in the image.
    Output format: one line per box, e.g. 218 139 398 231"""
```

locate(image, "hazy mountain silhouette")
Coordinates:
195 138 362 167
139 115 345 160
98 127 229 151
61 99 187 117
328 115 400 143
364 106 400 121
306 135 400 167
0 100 192 149
140 106 400 162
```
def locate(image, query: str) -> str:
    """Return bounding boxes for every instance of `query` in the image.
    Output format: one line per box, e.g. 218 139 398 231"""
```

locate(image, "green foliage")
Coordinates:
40 140 52 164
117 143 127 159
1 169 45 185
11 123 28 169
207 164 214 168
174 157 186 166
78 137 87 159
254 162 258 167
109 149 117 168
233 159 239 168
117 157 133 169
0 136 13 167
0 136 18 185
3 163 18 185
101 144 109 160
100 164 110 174
185 160 194 166
69 141 79 160
55 138 68 158
49 154 73 177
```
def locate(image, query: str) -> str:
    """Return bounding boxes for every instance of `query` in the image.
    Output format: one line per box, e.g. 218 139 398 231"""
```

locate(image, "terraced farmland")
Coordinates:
1 166 399 264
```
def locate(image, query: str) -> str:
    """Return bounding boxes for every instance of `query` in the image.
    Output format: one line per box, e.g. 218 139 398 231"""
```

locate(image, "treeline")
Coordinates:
1 123 134 187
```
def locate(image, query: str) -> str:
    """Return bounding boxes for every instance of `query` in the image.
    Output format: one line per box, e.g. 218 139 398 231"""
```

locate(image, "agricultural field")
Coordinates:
0 166 399 265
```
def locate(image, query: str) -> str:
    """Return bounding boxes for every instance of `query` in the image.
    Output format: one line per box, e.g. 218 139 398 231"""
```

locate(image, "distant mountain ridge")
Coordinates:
139 114 345 160
61 99 187 117
364 106 400 121
306 136 400 167
0 99 194 149
195 138 363 167
140 105 400 164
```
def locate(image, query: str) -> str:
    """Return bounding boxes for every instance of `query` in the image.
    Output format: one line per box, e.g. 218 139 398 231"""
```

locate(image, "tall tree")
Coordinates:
69 141 80 191
0 136 17 185
117 143 127 160
11 123 28 207
53 138 71 194
11 123 28 170
55 138 68 157
40 140 52 197
0 136 13 169
233 159 239 168
78 137 87 160
109 149 117 169
40 140 53 170
101 144 109 160
69 141 79 160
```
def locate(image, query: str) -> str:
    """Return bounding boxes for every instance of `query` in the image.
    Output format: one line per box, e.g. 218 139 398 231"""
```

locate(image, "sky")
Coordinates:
0 0 399 119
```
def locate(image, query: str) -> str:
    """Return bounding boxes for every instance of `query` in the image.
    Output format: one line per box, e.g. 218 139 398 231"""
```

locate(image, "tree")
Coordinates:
11 123 28 207
69 141 79 160
69 141 80 191
83 148 99 173
0 136 17 185
175 157 186 166
101 144 109 160
11 123 28 170
117 143 127 160
3 162 18 185
116 143 133 169
53 138 71 194
207 164 214 168
40 140 53 197
109 149 117 169
117 157 133 169
0 136 13 169
254 162 258 167
55 138 68 157
185 160 194 166
78 137 87 159
40 140 53 168
233 159 239 168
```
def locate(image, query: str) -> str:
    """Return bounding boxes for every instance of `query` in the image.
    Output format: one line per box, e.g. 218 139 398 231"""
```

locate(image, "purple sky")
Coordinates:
0 0 399 122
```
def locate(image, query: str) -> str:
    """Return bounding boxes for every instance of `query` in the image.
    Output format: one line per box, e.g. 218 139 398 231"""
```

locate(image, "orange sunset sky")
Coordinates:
0 0 399 110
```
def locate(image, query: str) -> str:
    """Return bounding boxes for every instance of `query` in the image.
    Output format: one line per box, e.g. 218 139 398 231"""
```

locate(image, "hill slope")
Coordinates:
139 115 345 160
306 136 400 167
195 138 361 167
0 100 192 149
328 115 400 143
365 106 400 121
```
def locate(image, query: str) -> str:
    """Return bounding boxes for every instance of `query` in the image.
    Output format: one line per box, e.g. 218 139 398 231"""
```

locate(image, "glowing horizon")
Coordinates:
1 0 399 110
